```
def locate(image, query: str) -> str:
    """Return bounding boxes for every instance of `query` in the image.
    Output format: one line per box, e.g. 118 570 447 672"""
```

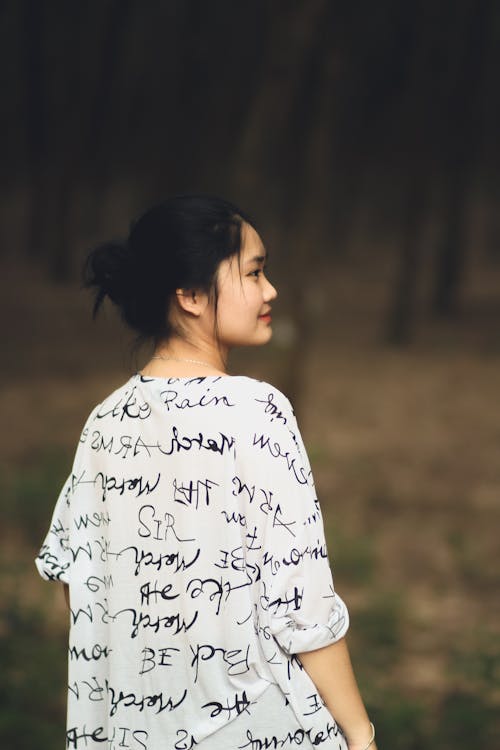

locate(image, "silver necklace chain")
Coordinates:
151 354 220 369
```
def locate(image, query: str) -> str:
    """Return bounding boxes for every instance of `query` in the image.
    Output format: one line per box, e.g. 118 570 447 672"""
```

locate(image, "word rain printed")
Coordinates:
36 374 349 749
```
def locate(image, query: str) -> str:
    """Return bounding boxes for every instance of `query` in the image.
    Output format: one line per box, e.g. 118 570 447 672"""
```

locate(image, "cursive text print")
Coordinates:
36 374 349 748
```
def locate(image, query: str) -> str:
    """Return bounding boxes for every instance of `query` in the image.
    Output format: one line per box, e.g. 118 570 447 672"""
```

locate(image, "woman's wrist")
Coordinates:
345 720 376 750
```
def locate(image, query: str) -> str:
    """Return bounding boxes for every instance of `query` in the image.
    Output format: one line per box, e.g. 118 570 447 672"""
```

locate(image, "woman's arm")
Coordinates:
298 637 377 750
63 583 70 610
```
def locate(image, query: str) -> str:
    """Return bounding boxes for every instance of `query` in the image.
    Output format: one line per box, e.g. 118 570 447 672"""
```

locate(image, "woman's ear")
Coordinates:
175 288 209 317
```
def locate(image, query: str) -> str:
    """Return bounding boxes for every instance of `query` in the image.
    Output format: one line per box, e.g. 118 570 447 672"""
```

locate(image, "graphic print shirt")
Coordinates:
36 373 349 749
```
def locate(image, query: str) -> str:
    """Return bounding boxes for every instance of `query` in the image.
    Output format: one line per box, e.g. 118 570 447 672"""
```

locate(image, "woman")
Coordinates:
36 195 377 750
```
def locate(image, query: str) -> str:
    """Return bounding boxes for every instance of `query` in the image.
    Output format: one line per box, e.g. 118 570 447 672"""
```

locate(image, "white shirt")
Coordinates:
36 373 349 749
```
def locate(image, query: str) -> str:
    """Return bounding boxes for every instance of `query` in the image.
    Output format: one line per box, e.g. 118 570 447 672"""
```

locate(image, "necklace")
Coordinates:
151 354 222 370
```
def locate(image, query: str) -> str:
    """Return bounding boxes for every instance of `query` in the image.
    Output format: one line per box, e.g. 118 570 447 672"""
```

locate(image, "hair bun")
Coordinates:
83 195 251 339
83 240 133 317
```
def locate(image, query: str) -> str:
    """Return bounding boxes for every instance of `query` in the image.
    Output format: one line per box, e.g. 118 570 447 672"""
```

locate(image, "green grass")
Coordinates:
0 449 70 545
0 453 69 748
368 694 427 750
433 690 499 746
328 529 376 586
448 635 500 690
325 526 500 748
0 591 67 749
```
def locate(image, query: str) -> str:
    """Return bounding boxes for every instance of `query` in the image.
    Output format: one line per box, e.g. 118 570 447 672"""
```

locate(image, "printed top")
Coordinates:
36 373 349 750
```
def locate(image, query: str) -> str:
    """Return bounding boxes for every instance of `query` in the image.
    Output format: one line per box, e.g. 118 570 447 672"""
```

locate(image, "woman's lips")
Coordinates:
259 313 272 322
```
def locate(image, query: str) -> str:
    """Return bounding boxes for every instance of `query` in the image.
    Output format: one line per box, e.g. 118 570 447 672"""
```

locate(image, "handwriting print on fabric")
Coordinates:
36 374 350 748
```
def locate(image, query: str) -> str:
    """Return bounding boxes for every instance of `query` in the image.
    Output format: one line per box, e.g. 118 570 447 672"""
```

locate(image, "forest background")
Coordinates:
1 1 499 748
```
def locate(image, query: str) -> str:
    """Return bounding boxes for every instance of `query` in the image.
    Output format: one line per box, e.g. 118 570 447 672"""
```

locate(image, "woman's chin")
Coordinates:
255 328 273 346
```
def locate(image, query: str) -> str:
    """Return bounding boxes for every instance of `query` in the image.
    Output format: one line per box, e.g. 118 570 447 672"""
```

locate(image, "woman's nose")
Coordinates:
264 277 278 301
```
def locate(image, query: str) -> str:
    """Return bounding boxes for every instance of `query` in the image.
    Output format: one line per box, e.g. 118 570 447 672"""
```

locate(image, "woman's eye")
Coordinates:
250 269 262 278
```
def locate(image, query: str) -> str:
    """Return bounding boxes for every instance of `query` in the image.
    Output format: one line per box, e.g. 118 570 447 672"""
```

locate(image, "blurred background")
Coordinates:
1 1 499 747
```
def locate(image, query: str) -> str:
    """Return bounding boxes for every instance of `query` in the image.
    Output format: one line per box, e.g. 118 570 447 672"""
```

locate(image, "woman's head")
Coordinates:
84 195 277 352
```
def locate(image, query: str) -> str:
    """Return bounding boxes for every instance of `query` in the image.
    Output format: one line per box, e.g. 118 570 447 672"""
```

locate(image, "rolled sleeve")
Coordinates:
269 592 349 655
237 385 349 655
35 405 101 584
35 473 73 583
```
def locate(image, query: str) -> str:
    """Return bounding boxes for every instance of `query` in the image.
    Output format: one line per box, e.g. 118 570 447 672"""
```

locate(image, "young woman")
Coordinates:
36 196 377 750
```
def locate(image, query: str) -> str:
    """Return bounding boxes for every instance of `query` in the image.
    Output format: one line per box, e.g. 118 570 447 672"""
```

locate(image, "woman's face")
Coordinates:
213 222 278 349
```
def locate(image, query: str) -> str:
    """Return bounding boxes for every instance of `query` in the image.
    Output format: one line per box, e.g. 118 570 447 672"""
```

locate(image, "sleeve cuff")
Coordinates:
35 545 70 583
270 593 350 655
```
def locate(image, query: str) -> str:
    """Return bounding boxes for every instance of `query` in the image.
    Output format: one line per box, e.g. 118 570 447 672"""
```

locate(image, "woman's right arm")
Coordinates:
63 583 70 610
298 637 377 750
240 384 377 748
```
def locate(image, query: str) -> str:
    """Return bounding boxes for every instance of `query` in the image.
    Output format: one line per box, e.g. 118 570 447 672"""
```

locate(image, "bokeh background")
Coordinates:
1 1 500 748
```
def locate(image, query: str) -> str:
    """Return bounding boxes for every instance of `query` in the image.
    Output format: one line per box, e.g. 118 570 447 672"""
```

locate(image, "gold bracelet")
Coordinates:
361 722 375 750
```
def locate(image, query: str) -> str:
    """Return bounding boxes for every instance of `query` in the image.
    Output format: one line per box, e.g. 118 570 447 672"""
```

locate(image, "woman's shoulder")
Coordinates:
224 374 292 405
132 371 291 405
78 373 297 432
87 374 139 415
223 376 297 431
141 373 297 428
76 374 143 432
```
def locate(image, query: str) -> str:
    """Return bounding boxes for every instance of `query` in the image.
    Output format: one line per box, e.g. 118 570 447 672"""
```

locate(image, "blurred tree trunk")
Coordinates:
49 4 82 281
431 0 490 316
383 6 432 345
236 0 327 211
236 0 334 417
432 167 468 316
282 41 339 418
25 0 47 260
50 1 131 280
383 1 469 344
386 172 427 345
83 0 132 234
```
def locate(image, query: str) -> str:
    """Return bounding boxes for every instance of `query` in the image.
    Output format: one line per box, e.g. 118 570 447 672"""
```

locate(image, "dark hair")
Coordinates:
83 195 253 342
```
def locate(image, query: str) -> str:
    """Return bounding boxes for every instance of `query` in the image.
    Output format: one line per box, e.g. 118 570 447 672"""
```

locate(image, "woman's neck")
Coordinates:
142 339 228 378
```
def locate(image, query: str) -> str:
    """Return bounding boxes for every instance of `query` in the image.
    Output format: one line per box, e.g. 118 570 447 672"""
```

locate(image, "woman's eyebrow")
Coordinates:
246 254 267 265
